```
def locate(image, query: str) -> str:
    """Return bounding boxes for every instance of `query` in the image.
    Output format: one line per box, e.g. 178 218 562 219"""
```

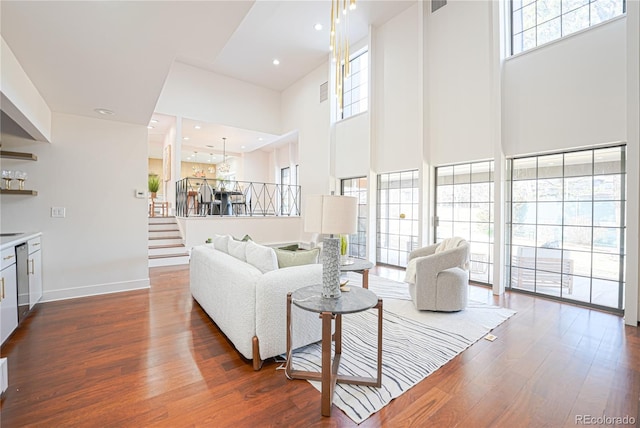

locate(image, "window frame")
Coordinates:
339 48 369 121
509 0 626 56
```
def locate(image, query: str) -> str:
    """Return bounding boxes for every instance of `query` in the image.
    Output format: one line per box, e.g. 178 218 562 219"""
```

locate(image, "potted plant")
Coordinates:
148 175 160 199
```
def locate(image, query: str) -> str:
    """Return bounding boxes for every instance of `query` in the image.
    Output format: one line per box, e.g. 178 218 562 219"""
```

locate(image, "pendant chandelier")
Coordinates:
218 137 230 174
191 151 214 178
330 0 356 113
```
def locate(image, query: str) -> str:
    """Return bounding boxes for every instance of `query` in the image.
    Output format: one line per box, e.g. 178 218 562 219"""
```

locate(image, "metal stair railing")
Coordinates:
175 177 301 217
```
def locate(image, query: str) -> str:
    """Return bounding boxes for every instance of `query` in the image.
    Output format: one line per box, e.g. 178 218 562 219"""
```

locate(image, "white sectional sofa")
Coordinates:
190 235 323 370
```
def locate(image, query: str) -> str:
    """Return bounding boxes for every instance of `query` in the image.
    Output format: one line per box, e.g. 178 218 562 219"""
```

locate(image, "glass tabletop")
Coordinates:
291 285 378 314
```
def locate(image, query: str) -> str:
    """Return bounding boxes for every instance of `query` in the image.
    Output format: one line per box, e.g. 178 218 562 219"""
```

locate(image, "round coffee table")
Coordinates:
340 258 374 288
285 285 383 416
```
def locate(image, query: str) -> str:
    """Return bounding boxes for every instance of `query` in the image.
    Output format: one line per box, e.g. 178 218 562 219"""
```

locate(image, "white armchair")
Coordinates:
405 238 470 312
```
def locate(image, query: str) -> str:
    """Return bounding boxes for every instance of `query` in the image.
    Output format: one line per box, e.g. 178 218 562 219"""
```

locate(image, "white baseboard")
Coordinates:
41 278 150 303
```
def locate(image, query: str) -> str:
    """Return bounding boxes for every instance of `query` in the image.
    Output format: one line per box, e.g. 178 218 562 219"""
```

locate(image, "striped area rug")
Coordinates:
287 273 516 424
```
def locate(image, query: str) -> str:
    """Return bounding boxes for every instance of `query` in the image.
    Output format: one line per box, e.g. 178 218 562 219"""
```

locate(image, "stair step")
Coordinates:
149 224 180 231
149 231 181 239
148 237 183 246
149 216 176 224
148 254 190 268
149 246 188 256
149 252 190 259
149 244 186 250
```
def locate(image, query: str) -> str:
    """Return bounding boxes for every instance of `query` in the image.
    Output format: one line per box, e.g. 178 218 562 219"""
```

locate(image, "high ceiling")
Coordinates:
1 0 415 156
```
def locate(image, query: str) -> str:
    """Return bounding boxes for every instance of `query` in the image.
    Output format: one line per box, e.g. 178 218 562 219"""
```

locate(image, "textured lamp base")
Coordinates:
322 237 341 299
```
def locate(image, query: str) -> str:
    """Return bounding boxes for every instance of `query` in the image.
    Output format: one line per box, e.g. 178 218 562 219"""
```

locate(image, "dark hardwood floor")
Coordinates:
1 264 638 427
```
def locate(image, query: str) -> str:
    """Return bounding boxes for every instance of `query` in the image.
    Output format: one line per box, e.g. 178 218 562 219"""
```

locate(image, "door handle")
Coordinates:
30 259 35 275
1 277 4 300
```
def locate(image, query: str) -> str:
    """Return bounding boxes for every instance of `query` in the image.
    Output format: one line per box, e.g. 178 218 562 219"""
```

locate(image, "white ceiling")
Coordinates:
1 0 415 156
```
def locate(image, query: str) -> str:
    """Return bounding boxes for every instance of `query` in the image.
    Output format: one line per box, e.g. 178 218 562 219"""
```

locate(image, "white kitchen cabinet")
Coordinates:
1 247 18 344
27 237 42 309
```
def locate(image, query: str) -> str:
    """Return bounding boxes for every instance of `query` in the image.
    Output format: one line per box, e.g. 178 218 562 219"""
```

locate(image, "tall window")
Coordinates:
511 0 625 55
435 161 495 285
506 146 626 312
340 49 368 120
280 167 290 215
377 170 419 268
341 177 368 259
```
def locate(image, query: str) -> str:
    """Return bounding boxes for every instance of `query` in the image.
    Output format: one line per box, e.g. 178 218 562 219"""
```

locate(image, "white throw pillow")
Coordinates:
246 241 278 273
228 239 247 261
404 257 418 284
213 234 230 254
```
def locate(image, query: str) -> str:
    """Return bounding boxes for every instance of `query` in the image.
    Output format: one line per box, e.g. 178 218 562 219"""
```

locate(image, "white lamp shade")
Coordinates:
304 195 358 235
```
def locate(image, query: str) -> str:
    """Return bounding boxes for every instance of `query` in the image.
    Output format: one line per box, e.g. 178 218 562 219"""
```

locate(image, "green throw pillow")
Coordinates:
233 234 253 242
278 244 299 251
274 248 320 268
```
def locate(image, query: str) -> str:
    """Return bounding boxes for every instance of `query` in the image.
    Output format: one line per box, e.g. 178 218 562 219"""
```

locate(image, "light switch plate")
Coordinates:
135 189 146 199
51 207 66 218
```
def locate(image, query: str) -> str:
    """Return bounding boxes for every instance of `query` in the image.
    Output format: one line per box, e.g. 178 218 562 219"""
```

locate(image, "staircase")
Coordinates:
148 216 190 267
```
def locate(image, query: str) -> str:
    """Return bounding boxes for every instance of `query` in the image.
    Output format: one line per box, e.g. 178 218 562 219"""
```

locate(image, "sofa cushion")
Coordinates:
228 239 248 261
246 241 278 273
274 248 320 268
213 234 230 253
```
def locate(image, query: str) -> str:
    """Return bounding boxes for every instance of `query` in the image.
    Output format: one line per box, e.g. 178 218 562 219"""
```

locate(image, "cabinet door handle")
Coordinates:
3 254 14 261
30 259 35 275
1 277 4 300
33 243 40 247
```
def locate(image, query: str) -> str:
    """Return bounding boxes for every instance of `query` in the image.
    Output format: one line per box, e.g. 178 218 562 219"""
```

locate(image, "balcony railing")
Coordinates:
175 177 301 217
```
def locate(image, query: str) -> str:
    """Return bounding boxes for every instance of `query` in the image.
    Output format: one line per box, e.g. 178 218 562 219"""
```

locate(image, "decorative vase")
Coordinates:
322 237 341 299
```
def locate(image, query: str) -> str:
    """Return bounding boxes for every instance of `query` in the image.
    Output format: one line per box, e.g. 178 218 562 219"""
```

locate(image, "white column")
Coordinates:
625 0 639 325
491 0 507 294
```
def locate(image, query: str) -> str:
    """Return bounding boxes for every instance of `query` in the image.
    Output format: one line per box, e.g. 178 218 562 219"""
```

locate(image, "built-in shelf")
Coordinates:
0 189 38 196
0 150 38 161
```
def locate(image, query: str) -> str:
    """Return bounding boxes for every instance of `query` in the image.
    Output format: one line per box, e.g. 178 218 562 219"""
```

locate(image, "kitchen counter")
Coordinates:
1 232 42 250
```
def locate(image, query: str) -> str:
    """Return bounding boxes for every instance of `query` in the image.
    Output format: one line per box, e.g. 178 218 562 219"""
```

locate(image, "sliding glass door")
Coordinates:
435 161 495 285
506 146 626 312
341 177 368 259
376 170 419 268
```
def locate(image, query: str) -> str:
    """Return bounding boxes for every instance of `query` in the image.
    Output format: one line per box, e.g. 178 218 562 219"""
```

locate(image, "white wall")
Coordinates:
243 150 271 184
156 61 281 135
335 112 370 178
281 62 331 197
426 0 494 166
177 216 303 249
373 4 422 173
503 18 627 155
0 36 52 142
1 113 150 301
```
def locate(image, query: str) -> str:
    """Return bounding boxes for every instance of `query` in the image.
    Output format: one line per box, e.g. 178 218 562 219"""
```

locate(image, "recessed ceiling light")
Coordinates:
194 125 201 130
147 125 154 129
272 59 280 66
183 137 190 141
150 119 159 123
206 144 214 148
94 108 114 115
258 137 263 141
241 145 246 149
314 23 323 31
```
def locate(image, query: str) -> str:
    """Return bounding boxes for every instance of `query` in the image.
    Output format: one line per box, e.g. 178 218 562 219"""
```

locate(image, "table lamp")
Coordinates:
304 194 358 298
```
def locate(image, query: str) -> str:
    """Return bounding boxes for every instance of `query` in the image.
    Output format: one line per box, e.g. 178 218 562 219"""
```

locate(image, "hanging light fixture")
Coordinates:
218 137 231 174
330 0 356 113
192 151 207 178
